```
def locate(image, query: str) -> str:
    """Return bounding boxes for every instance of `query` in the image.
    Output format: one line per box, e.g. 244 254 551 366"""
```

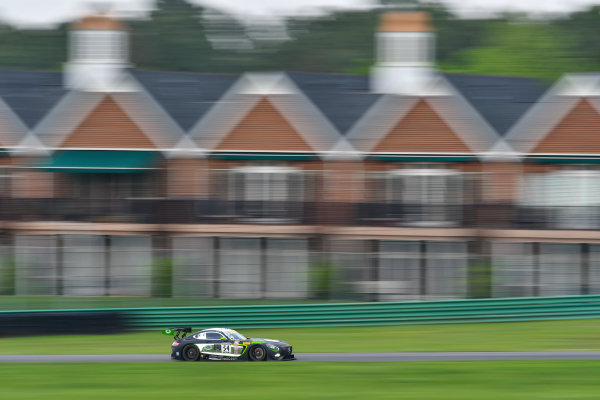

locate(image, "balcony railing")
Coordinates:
0 198 316 225
2 198 160 224
1 198 600 229
355 203 475 227
515 206 600 230
171 200 315 225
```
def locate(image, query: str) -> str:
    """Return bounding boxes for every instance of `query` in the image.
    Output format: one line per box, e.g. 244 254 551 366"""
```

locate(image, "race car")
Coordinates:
162 327 295 361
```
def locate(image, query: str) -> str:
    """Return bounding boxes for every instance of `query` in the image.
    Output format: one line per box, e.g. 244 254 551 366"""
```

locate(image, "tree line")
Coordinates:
2 0 600 82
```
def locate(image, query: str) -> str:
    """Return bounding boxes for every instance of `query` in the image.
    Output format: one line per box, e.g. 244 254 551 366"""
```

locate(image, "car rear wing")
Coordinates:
161 327 192 340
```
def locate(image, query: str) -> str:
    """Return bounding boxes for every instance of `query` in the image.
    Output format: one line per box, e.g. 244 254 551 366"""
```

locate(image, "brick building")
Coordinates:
0 11 594 300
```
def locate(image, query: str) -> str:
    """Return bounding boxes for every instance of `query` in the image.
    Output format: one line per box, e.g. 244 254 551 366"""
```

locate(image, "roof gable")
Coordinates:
373 99 471 153
533 99 600 154
60 96 156 149
347 75 499 156
34 73 185 152
188 72 344 158
216 98 312 151
504 73 600 155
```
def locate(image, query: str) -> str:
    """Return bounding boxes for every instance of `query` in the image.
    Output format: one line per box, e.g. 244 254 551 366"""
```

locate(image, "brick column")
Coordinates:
166 158 209 198
321 161 364 225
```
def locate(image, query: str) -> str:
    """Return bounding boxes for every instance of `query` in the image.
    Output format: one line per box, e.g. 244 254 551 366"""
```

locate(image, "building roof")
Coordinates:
291 72 544 137
0 69 65 129
131 70 238 131
445 73 545 136
0 68 546 141
287 72 382 134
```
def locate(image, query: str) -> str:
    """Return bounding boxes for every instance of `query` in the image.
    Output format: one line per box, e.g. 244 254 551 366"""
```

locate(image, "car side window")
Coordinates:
194 332 207 340
206 332 221 340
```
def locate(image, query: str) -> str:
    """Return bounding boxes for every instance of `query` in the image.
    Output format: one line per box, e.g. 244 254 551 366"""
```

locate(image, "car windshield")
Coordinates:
225 329 247 341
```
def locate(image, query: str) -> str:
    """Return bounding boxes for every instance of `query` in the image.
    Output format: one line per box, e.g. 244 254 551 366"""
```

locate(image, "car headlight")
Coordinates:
267 344 279 351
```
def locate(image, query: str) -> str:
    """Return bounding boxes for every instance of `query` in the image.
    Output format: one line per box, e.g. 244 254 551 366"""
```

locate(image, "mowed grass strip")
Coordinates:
0 361 599 400
2 319 600 354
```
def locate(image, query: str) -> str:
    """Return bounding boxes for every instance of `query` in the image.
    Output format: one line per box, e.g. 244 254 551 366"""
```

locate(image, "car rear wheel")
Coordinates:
248 345 266 361
182 344 200 361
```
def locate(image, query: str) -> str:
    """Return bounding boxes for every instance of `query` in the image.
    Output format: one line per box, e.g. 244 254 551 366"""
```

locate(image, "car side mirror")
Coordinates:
221 337 227 341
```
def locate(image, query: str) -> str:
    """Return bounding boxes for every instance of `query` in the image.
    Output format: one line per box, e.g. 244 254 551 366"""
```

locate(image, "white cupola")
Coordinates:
64 13 130 92
371 12 436 95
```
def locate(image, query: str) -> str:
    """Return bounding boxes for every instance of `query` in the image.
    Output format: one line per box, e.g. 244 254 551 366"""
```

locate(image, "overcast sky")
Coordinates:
1 0 599 27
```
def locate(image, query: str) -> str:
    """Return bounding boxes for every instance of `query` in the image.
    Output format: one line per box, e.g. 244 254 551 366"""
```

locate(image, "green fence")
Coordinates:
4 295 600 330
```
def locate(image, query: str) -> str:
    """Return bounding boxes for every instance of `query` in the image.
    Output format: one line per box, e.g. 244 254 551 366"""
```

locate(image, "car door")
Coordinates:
204 331 232 356
193 331 220 355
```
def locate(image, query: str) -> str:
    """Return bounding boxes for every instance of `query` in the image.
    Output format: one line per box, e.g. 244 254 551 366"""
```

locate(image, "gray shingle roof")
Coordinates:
0 69 65 128
288 71 545 136
445 73 545 136
287 72 382 134
0 68 546 138
131 70 238 131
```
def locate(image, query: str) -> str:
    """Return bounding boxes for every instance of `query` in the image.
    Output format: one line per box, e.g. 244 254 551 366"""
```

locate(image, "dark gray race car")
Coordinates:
163 327 295 361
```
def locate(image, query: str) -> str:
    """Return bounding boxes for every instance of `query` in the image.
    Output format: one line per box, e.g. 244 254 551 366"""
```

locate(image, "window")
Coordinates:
71 173 155 199
520 166 600 228
205 332 222 340
425 241 467 299
491 242 536 298
229 166 303 220
386 165 464 226
378 241 421 301
538 243 582 296
374 240 467 301
231 166 302 202
223 329 247 341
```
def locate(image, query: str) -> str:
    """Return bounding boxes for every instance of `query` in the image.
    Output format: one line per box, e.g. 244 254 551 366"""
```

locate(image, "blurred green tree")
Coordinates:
0 23 66 71
267 10 379 74
130 0 213 71
0 0 596 80
263 1 486 74
440 19 598 82
552 6 600 73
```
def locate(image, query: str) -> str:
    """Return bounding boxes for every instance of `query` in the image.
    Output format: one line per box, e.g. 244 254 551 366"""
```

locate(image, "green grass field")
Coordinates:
0 361 598 400
2 318 599 399
2 319 600 355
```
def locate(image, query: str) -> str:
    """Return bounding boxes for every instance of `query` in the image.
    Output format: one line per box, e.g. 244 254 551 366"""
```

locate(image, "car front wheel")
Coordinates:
182 344 200 361
248 345 267 361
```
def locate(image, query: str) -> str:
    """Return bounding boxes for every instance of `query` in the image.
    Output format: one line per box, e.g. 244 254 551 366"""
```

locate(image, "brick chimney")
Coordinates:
371 12 435 95
64 13 130 91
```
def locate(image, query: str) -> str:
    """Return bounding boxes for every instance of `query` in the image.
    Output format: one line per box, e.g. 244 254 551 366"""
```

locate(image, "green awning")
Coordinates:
43 150 158 173
212 152 318 161
369 155 478 162
529 156 600 164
